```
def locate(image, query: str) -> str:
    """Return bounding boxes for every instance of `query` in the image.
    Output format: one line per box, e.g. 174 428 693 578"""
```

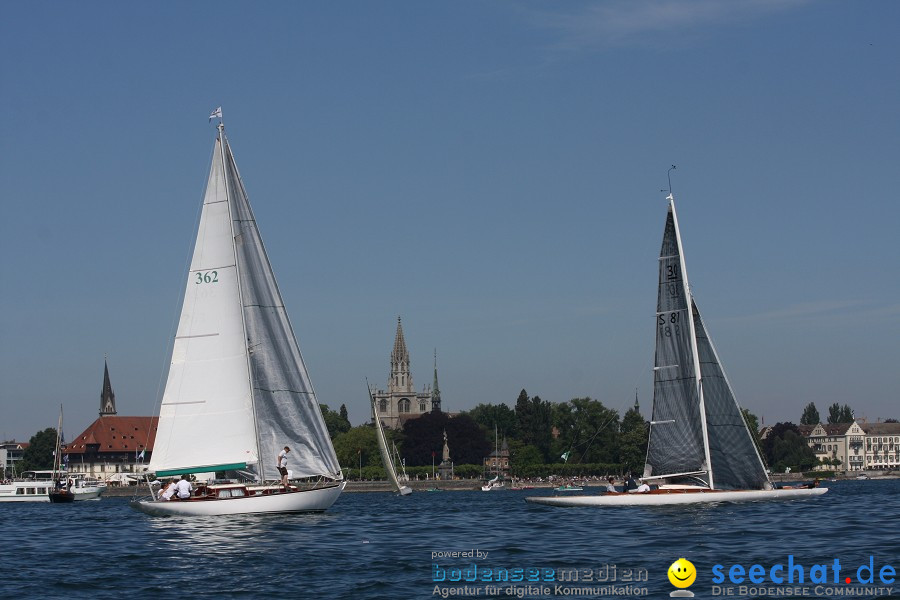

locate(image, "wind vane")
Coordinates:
661 164 676 196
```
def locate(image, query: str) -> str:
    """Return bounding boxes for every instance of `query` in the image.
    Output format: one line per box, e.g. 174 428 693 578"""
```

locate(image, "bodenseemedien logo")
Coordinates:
668 558 697 597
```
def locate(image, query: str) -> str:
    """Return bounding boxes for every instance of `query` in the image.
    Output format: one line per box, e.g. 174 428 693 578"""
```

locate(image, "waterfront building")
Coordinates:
803 420 900 472
483 436 509 478
372 317 440 429
806 422 865 472
63 361 157 482
0 442 27 479
860 422 900 470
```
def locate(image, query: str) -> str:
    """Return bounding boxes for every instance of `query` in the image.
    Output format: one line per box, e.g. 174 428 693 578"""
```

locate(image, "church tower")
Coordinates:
432 349 442 413
99 359 117 417
389 317 413 394
373 317 438 429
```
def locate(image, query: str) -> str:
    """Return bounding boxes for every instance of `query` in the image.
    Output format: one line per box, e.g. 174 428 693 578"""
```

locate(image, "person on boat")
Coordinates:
160 478 178 501
174 474 193 500
277 446 291 489
635 479 651 493
624 473 638 491
605 477 617 493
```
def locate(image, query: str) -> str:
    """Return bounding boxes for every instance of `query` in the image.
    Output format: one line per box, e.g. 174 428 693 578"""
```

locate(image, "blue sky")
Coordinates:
2 1 898 441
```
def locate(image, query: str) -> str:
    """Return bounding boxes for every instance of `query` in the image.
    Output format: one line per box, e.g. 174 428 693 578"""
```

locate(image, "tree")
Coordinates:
339 404 349 422
401 412 490 467
551 397 620 464
320 404 351 439
514 390 553 462
331 425 379 475
827 403 854 424
620 406 645 435
618 406 648 474
741 408 761 446
508 441 544 471
20 428 57 472
464 402 518 439
760 422 817 473
800 402 820 425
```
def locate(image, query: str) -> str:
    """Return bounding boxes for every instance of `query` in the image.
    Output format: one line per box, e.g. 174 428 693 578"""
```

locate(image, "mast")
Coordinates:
54 405 64 476
218 121 265 482
668 194 714 489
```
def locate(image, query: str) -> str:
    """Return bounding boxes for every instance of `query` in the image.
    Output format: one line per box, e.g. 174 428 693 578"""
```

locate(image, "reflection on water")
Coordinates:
1 480 898 599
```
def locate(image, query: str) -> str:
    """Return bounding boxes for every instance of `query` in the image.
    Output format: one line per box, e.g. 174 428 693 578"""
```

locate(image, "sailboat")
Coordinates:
131 114 345 516
528 192 828 507
481 425 505 491
369 384 412 495
48 406 75 504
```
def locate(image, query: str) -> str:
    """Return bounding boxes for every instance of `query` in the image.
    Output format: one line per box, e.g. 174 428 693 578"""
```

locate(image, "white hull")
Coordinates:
130 482 345 516
0 483 105 503
399 486 413 496
72 487 104 501
481 484 505 491
526 487 828 507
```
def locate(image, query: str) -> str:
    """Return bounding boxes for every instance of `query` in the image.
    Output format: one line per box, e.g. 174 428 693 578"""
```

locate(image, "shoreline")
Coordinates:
98 472 898 497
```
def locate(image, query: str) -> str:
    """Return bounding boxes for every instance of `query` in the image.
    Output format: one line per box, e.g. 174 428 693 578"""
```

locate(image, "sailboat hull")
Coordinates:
525 486 827 507
129 482 345 516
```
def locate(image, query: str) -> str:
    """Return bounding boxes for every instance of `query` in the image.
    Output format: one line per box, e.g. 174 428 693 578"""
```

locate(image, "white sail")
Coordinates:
149 125 341 481
149 136 258 476
370 386 412 495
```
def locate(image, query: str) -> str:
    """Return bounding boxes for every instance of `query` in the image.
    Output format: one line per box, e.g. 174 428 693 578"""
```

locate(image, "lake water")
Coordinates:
2 480 898 599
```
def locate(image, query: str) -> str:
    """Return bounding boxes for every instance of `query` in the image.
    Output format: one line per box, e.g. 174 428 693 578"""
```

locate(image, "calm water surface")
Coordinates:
2 480 898 599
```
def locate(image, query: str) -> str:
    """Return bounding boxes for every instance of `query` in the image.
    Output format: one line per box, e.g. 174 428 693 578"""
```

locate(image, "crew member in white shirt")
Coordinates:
277 446 291 490
174 475 193 499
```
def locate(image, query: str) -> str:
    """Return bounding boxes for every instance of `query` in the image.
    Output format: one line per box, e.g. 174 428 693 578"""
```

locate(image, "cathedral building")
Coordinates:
372 317 441 429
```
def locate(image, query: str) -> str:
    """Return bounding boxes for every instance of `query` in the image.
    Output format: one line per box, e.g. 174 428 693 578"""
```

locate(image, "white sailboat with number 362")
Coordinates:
131 112 344 516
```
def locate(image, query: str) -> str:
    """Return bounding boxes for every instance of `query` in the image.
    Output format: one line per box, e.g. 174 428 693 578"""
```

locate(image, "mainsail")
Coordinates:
644 195 769 490
149 125 341 482
370 385 411 494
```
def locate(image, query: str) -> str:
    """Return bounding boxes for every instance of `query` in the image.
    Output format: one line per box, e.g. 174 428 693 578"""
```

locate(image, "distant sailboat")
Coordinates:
481 425 505 491
528 190 828 507
131 113 345 516
48 406 74 504
369 384 412 495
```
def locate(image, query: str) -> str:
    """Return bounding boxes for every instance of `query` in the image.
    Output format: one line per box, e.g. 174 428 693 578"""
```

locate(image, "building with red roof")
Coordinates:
63 360 158 483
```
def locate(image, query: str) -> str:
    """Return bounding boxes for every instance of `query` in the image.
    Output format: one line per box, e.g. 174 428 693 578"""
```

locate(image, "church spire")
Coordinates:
389 316 412 393
432 349 442 412
99 358 117 417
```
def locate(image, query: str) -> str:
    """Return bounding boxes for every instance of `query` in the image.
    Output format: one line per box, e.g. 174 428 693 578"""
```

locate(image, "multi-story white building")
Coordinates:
804 420 899 472
860 422 900 470
0 442 27 479
806 422 866 472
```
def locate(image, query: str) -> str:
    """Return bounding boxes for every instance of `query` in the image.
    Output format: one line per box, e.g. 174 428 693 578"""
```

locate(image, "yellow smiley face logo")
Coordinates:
668 558 696 588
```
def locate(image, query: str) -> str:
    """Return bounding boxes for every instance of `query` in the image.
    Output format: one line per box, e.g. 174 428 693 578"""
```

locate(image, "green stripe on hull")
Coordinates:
155 463 247 477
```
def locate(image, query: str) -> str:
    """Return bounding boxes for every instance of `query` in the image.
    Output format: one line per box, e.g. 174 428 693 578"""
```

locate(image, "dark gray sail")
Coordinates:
222 136 342 481
692 300 769 490
644 205 708 484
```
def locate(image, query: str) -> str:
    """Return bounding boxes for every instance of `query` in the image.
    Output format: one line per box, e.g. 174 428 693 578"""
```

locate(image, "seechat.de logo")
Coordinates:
668 558 697 598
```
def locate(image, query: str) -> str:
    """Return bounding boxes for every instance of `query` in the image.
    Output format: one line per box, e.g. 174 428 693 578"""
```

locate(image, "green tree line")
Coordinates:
326 390 649 479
